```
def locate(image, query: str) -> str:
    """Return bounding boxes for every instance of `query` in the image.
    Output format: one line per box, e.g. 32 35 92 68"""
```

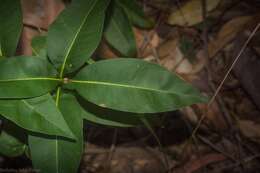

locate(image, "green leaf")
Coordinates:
29 93 83 173
0 131 26 157
0 123 27 157
0 94 75 139
74 94 145 127
117 0 154 29
47 0 110 76
69 58 208 113
31 36 47 57
104 1 137 57
0 0 22 57
0 56 59 98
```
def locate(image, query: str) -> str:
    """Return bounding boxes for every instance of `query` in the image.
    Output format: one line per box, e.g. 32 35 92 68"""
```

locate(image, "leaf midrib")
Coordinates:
54 1 100 172
58 0 99 78
0 77 61 82
70 79 198 97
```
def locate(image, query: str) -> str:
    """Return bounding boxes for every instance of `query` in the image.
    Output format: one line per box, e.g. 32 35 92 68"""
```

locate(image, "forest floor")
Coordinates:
82 1 260 172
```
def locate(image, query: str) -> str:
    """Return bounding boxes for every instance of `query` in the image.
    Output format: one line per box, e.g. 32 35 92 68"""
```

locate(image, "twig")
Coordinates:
139 12 163 57
23 22 48 32
197 135 238 162
216 154 260 172
191 20 260 138
201 0 235 132
105 129 118 173
209 23 260 106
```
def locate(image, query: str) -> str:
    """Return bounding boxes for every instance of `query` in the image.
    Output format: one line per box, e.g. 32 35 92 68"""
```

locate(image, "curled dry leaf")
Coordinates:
167 0 221 26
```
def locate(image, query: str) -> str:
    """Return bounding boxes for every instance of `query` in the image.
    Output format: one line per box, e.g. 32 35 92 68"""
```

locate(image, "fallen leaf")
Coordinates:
253 47 260 57
97 41 117 59
239 120 260 138
157 39 205 76
19 0 64 55
175 153 226 173
196 102 228 130
167 0 221 26
208 16 252 58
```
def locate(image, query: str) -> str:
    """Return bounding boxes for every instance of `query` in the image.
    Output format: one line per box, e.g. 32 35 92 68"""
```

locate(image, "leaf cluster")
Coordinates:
0 0 207 172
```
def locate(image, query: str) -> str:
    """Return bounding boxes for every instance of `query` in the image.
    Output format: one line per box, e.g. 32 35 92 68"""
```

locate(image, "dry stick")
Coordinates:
183 1 260 166
216 154 260 172
105 129 118 173
139 11 163 57
209 23 260 106
201 0 238 132
191 23 260 138
180 0 211 163
23 22 48 32
198 135 237 162
199 1 245 169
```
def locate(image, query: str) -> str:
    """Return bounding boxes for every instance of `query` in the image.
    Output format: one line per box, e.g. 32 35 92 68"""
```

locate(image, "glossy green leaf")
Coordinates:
31 36 47 57
0 0 22 57
0 94 75 139
29 93 83 173
47 0 110 75
0 56 59 98
69 58 207 113
117 0 154 28
0 123 27 157
104 1 137 57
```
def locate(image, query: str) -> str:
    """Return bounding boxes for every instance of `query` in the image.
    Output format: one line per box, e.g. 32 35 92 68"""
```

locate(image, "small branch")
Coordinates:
191 23 260 136
209 23 260 106
198 135 237 162
23 22 48 32
105 129 118 173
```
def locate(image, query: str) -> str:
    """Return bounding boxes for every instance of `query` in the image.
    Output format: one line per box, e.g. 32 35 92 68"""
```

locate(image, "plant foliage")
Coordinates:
0 0 207 172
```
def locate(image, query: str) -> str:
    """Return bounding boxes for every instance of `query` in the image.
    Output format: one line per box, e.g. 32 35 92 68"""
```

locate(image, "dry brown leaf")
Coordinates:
97 41 117 59
22 0 64 29
208 16 252 58
174 153 226 173
157 39 205 77
19 0 64 55
167 0 221 26
158 39 190 73
239 120 260 138
253 46 260 57
134 28 160 57
196 102 228 130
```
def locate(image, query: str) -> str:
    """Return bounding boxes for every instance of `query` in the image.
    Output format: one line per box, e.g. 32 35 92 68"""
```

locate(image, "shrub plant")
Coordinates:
0 0 207 172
